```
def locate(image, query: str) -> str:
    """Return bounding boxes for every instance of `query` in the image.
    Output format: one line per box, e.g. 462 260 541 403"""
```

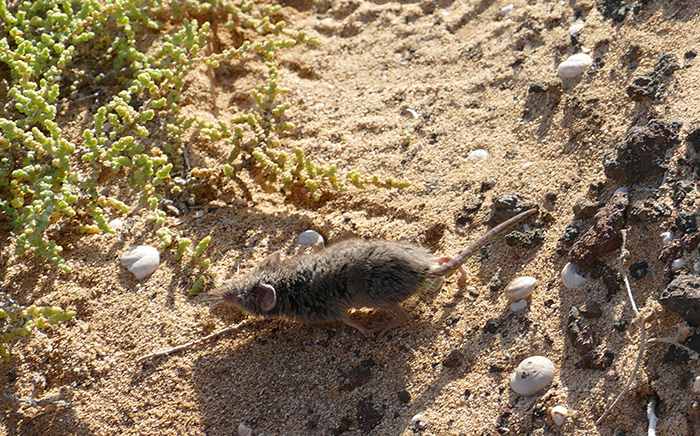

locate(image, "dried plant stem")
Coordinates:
596 229 646 425
137 319 250 363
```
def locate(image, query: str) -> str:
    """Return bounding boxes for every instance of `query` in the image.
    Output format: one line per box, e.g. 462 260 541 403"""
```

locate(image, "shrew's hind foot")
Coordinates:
368 305 408 338
342 316 371 336
433 255 468 289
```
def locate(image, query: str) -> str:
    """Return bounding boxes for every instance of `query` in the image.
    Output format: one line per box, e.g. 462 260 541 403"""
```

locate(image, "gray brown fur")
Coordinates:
212 208 536 326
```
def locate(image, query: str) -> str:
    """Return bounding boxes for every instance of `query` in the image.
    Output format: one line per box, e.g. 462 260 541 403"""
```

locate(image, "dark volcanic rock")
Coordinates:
504 229 544 249
569 189 628 268
597 0 629 21
602 118 682 183
660 275 700 327
567 306 614 369
489 193 537 224
629 261 649 279
626 52 680 101
356 396 382 433
688 126 700 153
676 212 698 235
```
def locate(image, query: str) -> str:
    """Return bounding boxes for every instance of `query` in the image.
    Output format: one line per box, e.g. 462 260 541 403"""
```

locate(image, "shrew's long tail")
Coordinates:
429 208 538 277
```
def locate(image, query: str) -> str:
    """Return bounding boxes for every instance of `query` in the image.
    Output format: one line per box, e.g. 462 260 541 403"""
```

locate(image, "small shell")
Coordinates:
411 414 427 430
561 262 587 289
298 230 324 246
569 23 584 36
121 245 160 280
108 218 124 230
693 376 700 393
504 276 537 301
467 149 488 162
550 405 569 426
510 356 555 396
510 299 528 312
673 258 686 270
237 423 253 436
557 53 593 79
661 231 674 245
500 4 514 16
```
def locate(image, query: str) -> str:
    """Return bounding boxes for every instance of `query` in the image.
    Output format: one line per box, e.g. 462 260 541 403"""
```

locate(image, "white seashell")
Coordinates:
510 356 555 396
121 245 160 280
504 276 537 301
195 210 204 218
237 423 253 436
108 218 124 230
568 23 584 36
661 231 674 245
557 53 593 79
510 299 528 312
693 376 700 393
411 414 427 430
561 262 586 289
405 108 420 119
500 4 514 16
550 405 569 426
673 258 686 270
467 149 488 162
298 230 324 246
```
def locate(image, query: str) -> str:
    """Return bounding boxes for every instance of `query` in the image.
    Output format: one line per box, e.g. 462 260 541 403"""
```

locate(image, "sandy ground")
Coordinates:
3 0 700 435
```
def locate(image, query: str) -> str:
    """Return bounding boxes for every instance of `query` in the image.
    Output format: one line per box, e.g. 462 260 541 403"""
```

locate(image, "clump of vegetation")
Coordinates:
0 294 76 362
0 0 409 359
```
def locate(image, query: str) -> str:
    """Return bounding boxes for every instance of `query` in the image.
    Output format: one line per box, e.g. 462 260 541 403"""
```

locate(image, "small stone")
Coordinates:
467 149 488 162
579 302 603 318
504 229 544 249
572 197 601 219
561 262 587 289
676 212 698 235
480 178 497 192
510 356 556 396
687 126 700 153
121 245 160 280
629 261 649 279
569 189 628 268
612 320 629 332
603 118 682 183
557 53 593 79
660 275 700 327
442 349 463 368
504 276 537 301
298 230 324 246
411 414 427 430
510 299 528 312
397 390 411 404
483 319 500 334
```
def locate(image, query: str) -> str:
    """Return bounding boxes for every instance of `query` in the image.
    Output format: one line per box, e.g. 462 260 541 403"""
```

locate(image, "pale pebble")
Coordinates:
510 299 528 312
298 230 324 246
467 149 488 162
504 276 537 301
121 245 160 280
561 262 586 289
550 405 569 426
500 4 514 16
557 53 593 79
510 356 555 396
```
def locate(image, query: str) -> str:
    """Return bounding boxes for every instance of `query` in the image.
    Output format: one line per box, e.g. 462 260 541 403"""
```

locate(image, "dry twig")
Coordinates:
137 319 250 363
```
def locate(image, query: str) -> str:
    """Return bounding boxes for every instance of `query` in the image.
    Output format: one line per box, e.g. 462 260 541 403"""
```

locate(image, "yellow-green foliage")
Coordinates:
0 298 76 362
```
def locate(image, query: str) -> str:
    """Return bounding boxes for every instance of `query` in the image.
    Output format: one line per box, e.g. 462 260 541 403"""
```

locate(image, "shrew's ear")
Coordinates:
259 252 282 268
255 283 277 312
